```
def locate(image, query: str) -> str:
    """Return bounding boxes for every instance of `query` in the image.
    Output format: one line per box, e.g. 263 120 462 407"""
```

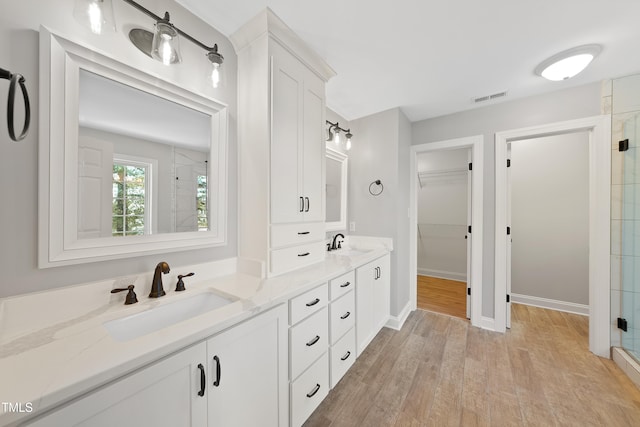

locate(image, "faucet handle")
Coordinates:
176 272 195 292
111 285 138 305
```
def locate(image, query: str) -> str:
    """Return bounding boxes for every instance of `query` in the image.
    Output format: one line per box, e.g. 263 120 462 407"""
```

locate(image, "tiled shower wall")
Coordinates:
610 75 640 360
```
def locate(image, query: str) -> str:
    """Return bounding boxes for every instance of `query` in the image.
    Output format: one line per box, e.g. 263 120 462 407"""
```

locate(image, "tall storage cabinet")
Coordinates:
233 9 335 277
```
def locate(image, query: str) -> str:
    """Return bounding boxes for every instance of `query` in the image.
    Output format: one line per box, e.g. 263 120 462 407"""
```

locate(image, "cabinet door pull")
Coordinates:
306 335 320 346
340 281 351 288
297 231 310 235
213 355 221 387
197 363 206 397
298 252 310 257
305 197 310 212
306 384 321 398
300 197 304 212
306 298 320 307
340 311 351 320
340 351 351 361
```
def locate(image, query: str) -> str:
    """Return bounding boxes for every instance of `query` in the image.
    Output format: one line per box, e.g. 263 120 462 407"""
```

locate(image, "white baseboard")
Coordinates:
417 268 466 283
511 293 589 316
386 301 412 331
480 316 495 331
612 347 640 388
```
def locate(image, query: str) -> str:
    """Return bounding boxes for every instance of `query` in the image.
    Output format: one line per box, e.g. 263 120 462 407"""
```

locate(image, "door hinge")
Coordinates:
618 317 628 332
468 162 472 171
506 294 510 303
467 288 471 296
619 139 630 152
507 159 511 167
468 225 471 233
507 226 511 235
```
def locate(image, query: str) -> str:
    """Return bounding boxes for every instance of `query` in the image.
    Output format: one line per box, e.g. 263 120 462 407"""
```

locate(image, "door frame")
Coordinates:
410 135 484 327
494 116 611 357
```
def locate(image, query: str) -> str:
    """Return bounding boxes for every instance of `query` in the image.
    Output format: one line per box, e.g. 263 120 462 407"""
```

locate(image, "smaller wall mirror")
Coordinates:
325 147 348 231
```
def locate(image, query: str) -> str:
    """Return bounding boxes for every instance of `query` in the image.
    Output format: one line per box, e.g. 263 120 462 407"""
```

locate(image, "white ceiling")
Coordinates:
177 0 640 122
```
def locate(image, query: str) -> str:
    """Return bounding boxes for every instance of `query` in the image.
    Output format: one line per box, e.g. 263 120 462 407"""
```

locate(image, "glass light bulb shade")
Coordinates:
209 62 223 89
73 0 115 35
540 54 594 81
346 137 352 151
151 22 181 65
334 130 340 146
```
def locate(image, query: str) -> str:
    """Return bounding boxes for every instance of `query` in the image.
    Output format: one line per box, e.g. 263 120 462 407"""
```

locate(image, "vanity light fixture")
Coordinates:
534 44 601 81
73 0 225 88
326 120 353 151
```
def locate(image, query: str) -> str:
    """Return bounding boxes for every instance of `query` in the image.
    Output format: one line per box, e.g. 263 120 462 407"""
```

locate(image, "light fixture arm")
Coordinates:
122 0 222 56
326 120 351 135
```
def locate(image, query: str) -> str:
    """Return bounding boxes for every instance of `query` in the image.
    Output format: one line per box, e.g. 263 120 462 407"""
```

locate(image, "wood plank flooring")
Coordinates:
305 304 640 427
417 275 467 319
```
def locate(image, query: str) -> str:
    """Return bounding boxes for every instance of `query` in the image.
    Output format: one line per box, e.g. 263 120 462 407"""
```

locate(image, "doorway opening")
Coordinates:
495 116 611 357
416 148 470 319
410 135 484 328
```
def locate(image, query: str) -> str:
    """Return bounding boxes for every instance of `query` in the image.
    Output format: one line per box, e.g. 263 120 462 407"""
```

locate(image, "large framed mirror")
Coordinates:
325 147 348 231
38 28 228 267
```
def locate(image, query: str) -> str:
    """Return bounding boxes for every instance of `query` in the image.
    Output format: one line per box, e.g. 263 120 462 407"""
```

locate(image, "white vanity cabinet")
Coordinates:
328 271 356 388
355 254 391 355
233 9 335 277
26 305 288 427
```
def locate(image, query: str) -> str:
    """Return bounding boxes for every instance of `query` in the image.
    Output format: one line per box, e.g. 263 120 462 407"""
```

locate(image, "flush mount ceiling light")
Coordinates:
326 120 353 151
74 0 225 88
535 44 602 81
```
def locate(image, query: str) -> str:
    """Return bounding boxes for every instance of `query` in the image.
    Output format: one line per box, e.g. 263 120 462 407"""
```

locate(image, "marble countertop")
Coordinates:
0 237 392 426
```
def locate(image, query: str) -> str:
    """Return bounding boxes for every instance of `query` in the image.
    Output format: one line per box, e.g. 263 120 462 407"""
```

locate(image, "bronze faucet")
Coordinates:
149 261 170 298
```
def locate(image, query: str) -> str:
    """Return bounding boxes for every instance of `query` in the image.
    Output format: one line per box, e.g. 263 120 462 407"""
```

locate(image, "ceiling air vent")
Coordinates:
472 91 508 104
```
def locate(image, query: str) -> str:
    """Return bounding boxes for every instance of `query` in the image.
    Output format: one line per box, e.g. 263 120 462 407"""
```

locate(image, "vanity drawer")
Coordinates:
290 352 329 427
270 222 325 249
289 283 328 325
329 290 355 345
329 270 355 300
290 307 328 380
270 241 326 276
330 327 356 389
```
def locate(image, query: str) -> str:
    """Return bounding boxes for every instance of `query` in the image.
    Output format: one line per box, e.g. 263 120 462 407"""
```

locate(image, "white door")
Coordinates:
466 150 472 320
78 137 113 239
27 343 208 426
207 305 288 427
506 144 512 329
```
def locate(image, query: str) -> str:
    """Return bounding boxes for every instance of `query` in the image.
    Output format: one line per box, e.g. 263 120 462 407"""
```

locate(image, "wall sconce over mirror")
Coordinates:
326 120 353 151
74 0 225 88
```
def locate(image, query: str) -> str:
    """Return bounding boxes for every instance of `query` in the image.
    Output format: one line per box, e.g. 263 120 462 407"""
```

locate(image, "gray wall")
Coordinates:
511 132 589 305
350 108 411 317
411 83 601 317
0 0 238 298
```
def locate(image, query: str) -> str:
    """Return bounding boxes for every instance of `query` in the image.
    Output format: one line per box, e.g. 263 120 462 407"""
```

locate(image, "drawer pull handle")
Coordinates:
298 252 310 257
341 351 351 361
306 384 321 398
297 231 310 235
340 281 351 288
340 311 351 320
306 298 320 307
213 355 221 387
306 335 320 346
197 363 205 397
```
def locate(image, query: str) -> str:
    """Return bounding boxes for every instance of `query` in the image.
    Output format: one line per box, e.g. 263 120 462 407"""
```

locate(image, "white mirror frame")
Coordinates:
38 28 228 268
325 147 348 232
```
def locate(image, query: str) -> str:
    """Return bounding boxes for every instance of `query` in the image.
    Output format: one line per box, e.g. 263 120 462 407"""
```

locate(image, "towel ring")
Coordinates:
1 67 31 142
369 180 384 196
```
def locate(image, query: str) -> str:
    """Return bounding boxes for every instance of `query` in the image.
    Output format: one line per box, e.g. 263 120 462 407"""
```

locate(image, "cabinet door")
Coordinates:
271 47 303 224
373 254 391 332
301 67 325 223
207 304 288 427
355 260 375 356
27 344 207 427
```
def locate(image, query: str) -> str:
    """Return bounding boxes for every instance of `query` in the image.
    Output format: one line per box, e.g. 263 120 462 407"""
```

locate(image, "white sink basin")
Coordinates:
332 248 369 257
104 292 234 342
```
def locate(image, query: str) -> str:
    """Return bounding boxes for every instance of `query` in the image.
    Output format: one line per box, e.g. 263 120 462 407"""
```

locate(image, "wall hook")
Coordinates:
369 179 384 196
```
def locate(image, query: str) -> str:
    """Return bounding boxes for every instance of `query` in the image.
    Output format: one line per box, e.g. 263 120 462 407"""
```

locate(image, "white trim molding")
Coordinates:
417 269 466 283
494 115 611 358
386 302 412 331
480 316 496 331
410 135 484 329
511 293 589 316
